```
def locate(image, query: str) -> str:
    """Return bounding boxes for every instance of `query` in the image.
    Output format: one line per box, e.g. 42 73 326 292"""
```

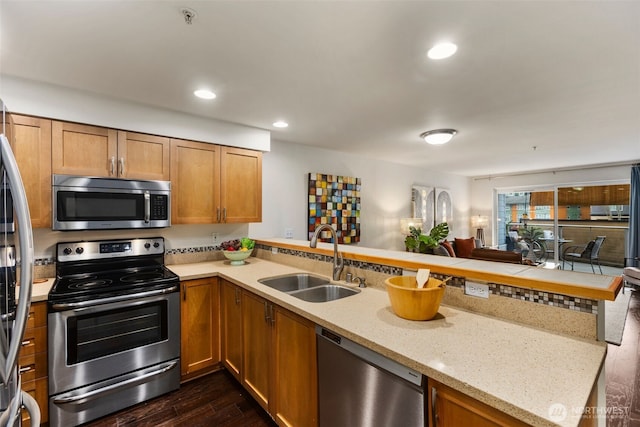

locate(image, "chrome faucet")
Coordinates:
310 224 344 281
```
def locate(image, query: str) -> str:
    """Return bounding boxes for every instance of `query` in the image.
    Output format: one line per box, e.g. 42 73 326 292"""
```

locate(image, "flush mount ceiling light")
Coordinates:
427 42 458 60
273 121 289 128
420 129 457 145
194 89 216 100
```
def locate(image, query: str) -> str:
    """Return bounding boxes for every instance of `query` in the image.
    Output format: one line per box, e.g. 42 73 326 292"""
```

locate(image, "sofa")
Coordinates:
433 237 525 264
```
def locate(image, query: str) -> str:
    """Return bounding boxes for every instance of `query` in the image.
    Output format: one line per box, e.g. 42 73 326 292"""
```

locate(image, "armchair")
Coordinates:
562 236 606 274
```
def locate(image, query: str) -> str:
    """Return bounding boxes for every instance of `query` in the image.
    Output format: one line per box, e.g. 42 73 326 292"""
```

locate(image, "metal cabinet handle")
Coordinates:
19 365 34 374
119 157 125 176
270 304 275 326
223 207 227 222
21 340 31 346
234 287 241 305
216 207 221 223
431 386 438 426
110 156 116 175
264 301 270 323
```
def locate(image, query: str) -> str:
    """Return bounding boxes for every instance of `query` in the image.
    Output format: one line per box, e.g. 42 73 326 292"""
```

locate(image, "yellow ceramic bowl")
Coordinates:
223 249 252 265
385 276 445 321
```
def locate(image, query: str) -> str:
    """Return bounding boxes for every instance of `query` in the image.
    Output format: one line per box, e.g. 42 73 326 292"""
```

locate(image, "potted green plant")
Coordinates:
404 222 450 253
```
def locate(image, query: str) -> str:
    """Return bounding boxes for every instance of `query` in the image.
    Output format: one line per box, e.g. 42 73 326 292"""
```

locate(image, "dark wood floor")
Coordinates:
606 287 640 427
85 288 640 427
85 369 276 427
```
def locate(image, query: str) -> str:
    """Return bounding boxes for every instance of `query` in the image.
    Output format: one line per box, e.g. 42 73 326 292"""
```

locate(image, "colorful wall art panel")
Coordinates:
308 173 361 244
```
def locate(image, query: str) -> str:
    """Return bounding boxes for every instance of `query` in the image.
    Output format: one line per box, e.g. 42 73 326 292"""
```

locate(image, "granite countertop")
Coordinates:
169 257 606 427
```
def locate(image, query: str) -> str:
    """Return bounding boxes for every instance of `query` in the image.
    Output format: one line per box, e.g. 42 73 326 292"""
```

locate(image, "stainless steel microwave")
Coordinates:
52 174 170 231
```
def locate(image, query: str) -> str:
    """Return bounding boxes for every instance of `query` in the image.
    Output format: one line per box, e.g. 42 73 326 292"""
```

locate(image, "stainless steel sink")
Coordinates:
258 273 330 292
289 285 360 303
258 273 360 302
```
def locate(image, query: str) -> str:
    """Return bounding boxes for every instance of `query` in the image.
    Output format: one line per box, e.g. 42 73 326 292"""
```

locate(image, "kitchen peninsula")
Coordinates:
167 237 609 427
26 238 613 427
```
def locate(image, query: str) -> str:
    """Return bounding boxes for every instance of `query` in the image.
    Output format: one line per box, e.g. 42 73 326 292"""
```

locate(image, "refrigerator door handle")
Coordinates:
0 134 35 387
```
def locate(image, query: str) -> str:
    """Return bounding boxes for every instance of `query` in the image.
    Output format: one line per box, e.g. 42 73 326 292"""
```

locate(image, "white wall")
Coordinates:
1 75 270 151
249 139 471 251
470 164 632 247
3 76 471 256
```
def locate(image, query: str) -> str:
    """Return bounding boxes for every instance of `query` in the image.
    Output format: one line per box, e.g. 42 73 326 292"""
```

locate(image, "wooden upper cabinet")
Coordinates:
170 139 221 224
220 147 262 223
170 140 262 224
117 131 170 180
11 115 52 228
52 122 169 180
52 121 117 177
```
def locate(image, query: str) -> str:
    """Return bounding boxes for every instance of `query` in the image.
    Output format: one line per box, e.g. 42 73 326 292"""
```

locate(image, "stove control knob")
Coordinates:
75 247 84 254
144 242 151 249
63 247 72 255
153 242 160 248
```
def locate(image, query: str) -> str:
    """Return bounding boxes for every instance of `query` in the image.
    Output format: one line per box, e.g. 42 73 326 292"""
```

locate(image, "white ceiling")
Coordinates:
1 0 639 177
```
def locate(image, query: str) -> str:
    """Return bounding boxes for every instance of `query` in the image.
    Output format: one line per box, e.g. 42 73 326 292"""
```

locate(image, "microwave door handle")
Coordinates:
144 191 150 223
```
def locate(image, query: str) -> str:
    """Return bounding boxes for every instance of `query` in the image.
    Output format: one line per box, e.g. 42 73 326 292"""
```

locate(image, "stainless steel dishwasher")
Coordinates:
316 326 426 427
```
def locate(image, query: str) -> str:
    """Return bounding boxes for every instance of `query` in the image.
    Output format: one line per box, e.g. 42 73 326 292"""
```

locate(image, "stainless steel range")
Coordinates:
47 237 180 427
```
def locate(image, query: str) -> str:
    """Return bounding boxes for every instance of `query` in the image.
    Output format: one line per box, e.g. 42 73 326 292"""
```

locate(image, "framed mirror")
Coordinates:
411 185 435 231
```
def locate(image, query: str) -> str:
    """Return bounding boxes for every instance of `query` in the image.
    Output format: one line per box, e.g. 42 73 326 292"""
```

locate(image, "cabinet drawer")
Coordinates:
26 302 47 330
21 377 49 425
19 351 47 383
19 326 47 357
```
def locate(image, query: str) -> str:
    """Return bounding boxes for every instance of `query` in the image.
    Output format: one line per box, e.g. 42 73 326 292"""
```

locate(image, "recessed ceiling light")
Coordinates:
420 129 457 145
273 121 289 128
194 89 216 100
427 42 458 60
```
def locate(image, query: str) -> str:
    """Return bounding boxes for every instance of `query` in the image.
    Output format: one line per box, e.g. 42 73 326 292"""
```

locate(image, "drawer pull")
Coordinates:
19 365 34 374
21 340 31 346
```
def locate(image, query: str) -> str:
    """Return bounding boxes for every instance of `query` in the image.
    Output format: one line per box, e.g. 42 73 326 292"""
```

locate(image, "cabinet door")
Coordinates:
180 278 220 379
242 291 272 412
428 379 530 427
220 147 262 223
273 307 318 427
11 115 52 228
117 131 170 180
170 139 221 224
52 121 118 177
220 280 243 381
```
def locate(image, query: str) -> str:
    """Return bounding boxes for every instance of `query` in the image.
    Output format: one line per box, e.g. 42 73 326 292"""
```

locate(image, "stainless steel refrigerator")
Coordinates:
0 99 40 425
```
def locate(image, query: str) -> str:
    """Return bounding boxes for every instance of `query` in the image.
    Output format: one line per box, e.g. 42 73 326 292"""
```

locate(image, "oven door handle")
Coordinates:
50 285 178 310
52 360 178 405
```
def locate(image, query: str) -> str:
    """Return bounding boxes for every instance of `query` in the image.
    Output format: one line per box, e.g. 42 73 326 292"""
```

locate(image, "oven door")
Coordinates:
48 290 180 395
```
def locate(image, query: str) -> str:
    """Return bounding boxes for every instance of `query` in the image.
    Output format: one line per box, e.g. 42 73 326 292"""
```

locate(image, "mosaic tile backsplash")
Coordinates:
255 243 599 315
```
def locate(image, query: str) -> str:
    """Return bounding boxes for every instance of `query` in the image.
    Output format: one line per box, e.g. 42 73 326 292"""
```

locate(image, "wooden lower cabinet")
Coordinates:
20 301 48 426
180 278 221 380
239 288 317 427
220 280 243 381
428 379 530 427
272 306 317 427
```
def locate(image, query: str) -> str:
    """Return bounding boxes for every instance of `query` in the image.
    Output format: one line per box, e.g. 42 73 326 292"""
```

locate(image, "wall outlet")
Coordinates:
271 247 278 255
285 228 293 239
211 232 218 244
465 282 490 299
